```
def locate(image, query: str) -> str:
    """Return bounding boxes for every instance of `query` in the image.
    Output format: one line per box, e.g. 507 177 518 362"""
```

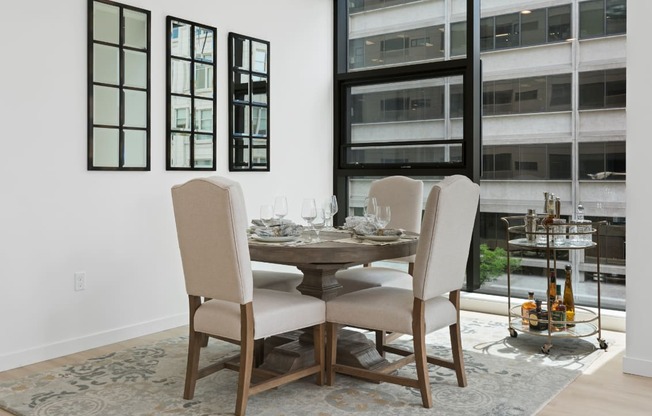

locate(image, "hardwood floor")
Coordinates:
1 323 651 415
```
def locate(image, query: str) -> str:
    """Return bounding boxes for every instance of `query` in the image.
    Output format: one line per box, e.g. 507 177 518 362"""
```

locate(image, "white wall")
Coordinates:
623 1 652 378
0 0 333 371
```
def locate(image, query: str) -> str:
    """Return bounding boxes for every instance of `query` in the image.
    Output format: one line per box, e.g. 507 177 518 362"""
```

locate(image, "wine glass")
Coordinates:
274 196 288 222
363 196 377 224
323 195 338 229
375 206 391 230
260 204 274 229
301 198 317 240
312 209 326 242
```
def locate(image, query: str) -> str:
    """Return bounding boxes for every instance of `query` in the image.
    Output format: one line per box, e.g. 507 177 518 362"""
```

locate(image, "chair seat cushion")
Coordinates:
195 289 325 341
326 287 456 335
253 270 303 293
335 267 412 295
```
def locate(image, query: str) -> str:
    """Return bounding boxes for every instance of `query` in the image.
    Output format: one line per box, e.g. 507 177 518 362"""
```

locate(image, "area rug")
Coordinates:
0 313 620 416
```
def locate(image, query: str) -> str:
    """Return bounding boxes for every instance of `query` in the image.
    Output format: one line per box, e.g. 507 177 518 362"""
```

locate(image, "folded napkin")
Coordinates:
250 220 304 237
343 216 404 237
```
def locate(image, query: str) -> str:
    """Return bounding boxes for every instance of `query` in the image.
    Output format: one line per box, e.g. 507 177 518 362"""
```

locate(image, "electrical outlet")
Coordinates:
74 272 86 291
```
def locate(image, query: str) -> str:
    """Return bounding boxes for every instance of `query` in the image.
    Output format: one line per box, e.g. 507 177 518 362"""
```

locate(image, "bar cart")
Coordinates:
501 216 609 354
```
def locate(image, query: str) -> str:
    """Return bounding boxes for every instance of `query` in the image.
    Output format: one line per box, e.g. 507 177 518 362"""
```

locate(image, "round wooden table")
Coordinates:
249 230 417 300
249 230 418 371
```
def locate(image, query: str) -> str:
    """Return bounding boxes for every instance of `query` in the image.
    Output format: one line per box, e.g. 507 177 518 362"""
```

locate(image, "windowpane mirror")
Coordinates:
88 0 150 171
229 33 270 171
166 17 217 170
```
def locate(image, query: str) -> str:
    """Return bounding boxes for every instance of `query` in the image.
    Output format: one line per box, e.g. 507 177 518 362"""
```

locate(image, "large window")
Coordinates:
579 68 626 110
335 0 482 288
580 0 627 39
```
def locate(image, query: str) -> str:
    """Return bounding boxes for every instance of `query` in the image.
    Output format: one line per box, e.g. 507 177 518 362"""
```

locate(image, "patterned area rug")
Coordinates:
0 313 621 416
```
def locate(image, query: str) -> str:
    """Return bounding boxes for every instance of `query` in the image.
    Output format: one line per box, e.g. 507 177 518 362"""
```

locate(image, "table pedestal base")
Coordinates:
260 329 388 373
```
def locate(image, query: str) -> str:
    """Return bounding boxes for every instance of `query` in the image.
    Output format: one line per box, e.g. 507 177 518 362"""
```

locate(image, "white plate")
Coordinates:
252 235 298 243
361 235 400 242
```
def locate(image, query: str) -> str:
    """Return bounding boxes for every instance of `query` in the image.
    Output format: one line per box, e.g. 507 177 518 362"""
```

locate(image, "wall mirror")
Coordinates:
88 0 151 170
228 33 270 171
166 17 217 170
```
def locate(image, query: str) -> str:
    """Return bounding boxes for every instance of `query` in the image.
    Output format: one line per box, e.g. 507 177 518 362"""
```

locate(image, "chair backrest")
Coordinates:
368 176 424 234
412 175 480 300
171 176 253 304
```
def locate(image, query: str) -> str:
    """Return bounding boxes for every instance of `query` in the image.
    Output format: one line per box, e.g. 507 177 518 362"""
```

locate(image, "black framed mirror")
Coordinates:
88 0 151 170
228 33 270 171
166 17 217 170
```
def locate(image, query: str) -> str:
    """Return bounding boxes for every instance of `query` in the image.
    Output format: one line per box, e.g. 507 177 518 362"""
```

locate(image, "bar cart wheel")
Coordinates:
509 328 518 338
541 343 553 354
599 338 608 350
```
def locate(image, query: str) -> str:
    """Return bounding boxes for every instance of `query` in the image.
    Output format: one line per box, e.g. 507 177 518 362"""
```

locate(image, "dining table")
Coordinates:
248 228 419 372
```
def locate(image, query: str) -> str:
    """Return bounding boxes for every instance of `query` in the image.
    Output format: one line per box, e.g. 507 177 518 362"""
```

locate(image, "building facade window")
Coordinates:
579 141 626 180
483 74 572 116
482 144 572 180
451 5 572 56
579 68 626 110
580 0 627 39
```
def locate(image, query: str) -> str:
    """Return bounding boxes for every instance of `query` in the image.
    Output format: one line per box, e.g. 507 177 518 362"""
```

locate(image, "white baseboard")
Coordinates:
0 314 188 373
623 355 652 377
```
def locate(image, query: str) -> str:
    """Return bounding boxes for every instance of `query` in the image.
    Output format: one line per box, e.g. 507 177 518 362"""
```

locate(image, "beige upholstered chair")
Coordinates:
171 176 325 416
325 175 479 408
336 175 424 295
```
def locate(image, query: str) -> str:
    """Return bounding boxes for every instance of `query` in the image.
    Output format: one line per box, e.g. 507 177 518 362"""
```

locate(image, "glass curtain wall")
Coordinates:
334 0 627 310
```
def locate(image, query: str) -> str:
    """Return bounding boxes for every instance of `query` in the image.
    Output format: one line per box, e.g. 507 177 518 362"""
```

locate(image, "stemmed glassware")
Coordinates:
274 196 288 223
375 206 391 230
363 196 378 225
323 195 338 229
301 198 317 241
312 208 326 242
260 204 274 229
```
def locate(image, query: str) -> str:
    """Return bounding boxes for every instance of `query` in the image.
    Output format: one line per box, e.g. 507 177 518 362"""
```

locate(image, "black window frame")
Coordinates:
228 33 271 171
334 0 482 290
88 0 151 171
166 16 217 171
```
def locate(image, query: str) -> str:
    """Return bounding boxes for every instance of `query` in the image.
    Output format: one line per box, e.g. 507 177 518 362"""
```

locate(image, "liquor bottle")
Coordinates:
529 299 548 331
563 265 576 327
521 292 536 326
551 289 566 331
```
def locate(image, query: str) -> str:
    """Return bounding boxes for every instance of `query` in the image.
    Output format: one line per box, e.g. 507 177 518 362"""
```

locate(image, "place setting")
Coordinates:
248 195 340 245
337 197 416 245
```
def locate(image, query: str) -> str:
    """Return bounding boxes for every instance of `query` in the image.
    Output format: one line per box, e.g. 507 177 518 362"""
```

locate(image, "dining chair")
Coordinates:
335 175 424 295
171 176 325 416
325 175 479 408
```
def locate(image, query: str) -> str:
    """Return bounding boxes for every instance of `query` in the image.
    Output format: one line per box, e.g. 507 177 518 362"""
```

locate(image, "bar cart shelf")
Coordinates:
501 216 609 354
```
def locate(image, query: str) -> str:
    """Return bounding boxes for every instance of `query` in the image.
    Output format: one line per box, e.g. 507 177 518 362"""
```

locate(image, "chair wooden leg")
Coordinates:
183 330 203 400
235 303 255 416
412 299 433 408
449 290 467 387
375 330 386 357
184 295 203 400
326 322 339 386
313 323 325 386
